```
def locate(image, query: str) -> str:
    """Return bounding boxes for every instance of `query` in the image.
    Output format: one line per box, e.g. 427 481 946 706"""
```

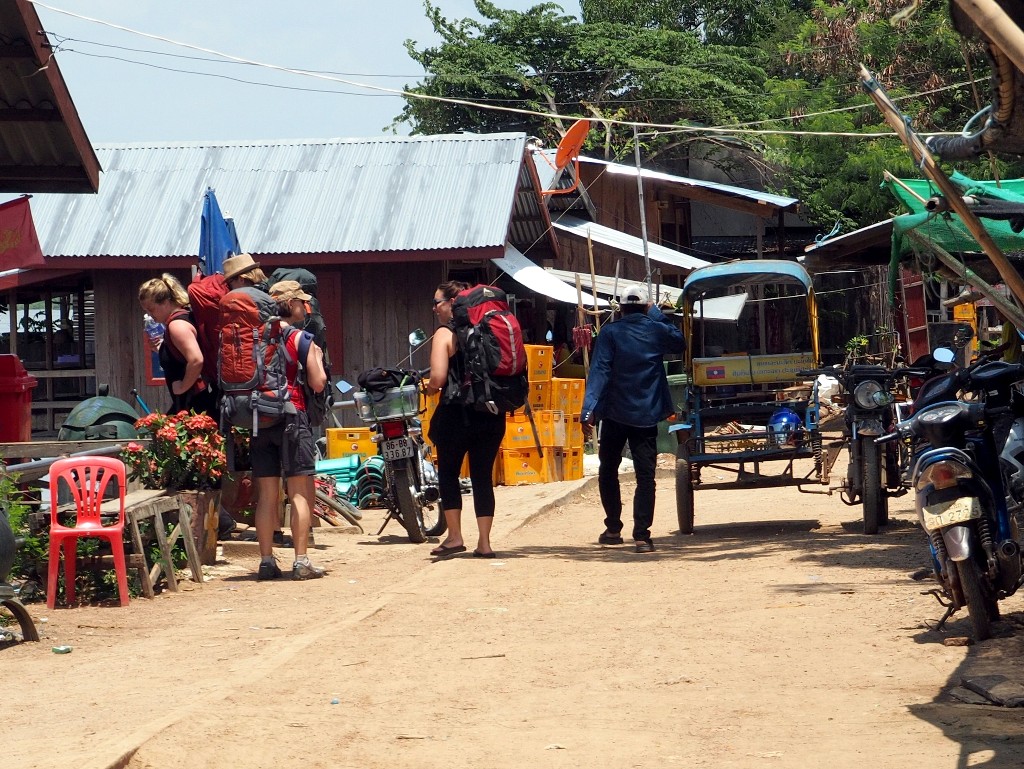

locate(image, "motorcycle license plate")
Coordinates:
921 497 981 531
382 436 415 461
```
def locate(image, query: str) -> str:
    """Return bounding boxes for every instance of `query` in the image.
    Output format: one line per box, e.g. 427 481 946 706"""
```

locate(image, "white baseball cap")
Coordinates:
619 284 649 305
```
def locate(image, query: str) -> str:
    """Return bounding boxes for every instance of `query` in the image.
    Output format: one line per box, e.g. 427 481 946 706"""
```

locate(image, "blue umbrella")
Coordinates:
198 188 241 275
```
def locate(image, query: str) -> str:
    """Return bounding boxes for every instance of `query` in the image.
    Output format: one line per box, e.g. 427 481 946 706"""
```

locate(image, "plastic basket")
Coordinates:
353 384 419 423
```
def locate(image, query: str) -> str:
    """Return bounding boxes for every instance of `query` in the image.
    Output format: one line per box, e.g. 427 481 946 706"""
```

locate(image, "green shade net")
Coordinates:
881 171 1024 296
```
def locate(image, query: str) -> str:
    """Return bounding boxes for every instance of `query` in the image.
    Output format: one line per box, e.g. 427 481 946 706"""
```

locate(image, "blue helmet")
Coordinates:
767 408 802 446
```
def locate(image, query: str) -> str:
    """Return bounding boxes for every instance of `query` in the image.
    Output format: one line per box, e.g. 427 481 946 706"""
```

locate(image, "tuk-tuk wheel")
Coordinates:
676 458 694 535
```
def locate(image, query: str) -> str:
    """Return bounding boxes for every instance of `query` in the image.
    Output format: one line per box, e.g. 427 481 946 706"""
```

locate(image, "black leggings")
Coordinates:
428 403 506 517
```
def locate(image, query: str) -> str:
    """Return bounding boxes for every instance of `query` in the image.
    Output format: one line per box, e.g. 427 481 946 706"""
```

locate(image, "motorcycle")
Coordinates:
878 358 1024 640
353 365 445 544
802 363 920 534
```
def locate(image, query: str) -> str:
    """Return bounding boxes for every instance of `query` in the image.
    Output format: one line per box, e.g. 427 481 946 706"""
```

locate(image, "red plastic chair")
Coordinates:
47 456 129 608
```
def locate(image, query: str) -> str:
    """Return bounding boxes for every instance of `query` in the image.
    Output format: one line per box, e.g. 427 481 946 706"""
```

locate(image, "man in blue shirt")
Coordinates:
581 284 686 553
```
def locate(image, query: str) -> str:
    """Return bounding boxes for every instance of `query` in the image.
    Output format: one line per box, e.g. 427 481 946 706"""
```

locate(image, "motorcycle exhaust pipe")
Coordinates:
999 539 1020 560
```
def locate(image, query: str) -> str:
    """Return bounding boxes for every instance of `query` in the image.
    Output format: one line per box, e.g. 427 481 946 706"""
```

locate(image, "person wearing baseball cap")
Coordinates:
580 282 686 553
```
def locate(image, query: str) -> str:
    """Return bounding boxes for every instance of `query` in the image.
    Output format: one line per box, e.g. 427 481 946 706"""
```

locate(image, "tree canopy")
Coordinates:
397 0 1023 230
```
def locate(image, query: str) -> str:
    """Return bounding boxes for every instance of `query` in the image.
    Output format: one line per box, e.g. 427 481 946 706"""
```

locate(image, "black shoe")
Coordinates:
634 540 655 553
257 559 283 581
272 531 292 547
598 530 624 545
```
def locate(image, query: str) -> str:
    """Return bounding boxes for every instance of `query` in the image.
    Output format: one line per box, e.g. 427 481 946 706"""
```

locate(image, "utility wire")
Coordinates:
29 1 966 139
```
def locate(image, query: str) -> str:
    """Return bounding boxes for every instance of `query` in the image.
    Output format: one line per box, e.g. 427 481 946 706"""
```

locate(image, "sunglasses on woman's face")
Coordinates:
432 298 447 306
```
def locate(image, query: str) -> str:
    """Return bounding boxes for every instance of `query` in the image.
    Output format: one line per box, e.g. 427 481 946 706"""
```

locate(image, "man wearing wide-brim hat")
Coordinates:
223 253 263 285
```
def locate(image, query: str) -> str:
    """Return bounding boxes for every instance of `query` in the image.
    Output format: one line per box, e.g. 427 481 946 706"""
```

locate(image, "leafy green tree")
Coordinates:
398 1 772 167
398 0 1023 230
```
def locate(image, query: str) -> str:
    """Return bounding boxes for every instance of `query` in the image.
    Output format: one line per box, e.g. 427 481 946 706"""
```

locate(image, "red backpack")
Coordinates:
217 287 299 433
187 273 229 385
448 284 527 414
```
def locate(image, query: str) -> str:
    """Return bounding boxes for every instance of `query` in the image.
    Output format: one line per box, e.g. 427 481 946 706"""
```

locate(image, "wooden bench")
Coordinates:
101 489 204 599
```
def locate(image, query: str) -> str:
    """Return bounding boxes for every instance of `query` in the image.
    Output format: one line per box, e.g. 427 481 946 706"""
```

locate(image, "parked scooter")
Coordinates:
354 329 445 543
878 357 1024 640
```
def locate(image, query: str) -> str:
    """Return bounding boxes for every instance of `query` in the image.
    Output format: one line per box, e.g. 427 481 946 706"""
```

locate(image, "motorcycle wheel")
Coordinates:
861 439 886 535
391 457 440 544
955 558 993 641
676 457 695 535
424 511 448 538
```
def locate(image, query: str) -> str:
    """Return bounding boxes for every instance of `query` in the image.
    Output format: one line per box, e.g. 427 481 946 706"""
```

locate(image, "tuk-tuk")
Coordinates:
672 260 823 533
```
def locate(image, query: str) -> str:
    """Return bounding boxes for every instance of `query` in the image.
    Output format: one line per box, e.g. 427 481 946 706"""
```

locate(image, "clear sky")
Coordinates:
31 1 582 144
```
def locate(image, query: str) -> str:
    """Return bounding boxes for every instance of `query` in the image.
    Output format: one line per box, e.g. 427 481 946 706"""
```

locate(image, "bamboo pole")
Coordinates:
860 64 1024 306
906 231 1024 330
882 170 928 206
587 231 601 332
954 0 1024 75
575 274 590 376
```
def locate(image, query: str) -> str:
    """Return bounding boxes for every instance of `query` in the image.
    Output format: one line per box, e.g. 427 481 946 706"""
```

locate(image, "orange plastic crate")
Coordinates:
525 344 553 382
527 381 551 411
501 448 556 485
551 378 585 415
501 413 537 451
563 447 584 480
326 428 375 460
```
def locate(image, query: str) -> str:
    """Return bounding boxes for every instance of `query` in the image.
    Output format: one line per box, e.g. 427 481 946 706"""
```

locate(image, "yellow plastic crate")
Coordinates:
527 380 552 411
525 344 553 382
562 416 584 448
326 428 376 460
535 409 565 447
563 447 584 480
551 378 585 415
502 413 538 451
501 448 556 485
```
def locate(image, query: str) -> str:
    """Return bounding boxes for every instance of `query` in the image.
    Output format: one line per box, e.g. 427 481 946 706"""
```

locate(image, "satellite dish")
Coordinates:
554 119 590 170
542 119 591 196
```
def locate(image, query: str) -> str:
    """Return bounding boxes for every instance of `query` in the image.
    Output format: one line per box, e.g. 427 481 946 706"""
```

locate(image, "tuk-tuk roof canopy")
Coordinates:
682 259 813 300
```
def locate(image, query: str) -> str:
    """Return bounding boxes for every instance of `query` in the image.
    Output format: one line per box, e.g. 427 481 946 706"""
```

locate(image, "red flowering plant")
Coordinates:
121 411 226 491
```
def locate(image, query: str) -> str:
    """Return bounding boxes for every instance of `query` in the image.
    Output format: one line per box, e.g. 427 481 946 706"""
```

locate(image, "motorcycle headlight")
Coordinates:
916 460 972 492
853 380 892 409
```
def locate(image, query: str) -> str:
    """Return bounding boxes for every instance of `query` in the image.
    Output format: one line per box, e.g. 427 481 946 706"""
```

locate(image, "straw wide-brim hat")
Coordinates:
223 253 260 281
269 279 312 303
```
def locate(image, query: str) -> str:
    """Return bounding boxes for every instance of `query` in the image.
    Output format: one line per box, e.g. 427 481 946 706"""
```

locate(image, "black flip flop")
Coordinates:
430 543 466 558
473 550 497 559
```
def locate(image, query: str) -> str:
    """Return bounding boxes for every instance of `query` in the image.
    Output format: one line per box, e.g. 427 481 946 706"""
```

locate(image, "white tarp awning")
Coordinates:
546 268 747 321
551 215 709 271
493 244 608 306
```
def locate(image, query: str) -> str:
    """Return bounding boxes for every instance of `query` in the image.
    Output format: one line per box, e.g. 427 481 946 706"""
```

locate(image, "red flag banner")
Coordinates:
0 196 45 270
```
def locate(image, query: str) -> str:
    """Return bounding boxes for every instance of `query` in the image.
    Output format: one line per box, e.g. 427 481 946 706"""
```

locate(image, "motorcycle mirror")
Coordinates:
933 347 956 365
408 328 428 347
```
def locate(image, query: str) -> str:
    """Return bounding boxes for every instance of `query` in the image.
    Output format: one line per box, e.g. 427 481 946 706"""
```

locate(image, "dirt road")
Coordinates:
6 459 1024 769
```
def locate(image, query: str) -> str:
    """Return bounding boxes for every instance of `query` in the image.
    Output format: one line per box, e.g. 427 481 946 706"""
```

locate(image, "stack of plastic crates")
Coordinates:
355 455 388 509
314 455 362 506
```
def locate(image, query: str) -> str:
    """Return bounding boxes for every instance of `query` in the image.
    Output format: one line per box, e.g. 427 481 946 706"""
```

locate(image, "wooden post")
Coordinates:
587 232 601 332
575 274 590 377
860 64 1024 306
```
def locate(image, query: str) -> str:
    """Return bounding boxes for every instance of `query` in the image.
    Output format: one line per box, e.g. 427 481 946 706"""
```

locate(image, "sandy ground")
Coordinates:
5 454 1024 769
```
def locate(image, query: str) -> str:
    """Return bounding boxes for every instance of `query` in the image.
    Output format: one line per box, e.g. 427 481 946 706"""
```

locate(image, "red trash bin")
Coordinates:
0 354 38 442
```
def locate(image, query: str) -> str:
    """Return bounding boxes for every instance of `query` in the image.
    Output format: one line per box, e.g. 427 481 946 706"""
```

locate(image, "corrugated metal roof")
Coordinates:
580 157 799 211
29 133 528 258
552 215 709 271
0 0 100 193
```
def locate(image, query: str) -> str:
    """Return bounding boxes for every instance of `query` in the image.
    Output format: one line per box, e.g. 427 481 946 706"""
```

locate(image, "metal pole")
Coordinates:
633 126 654 297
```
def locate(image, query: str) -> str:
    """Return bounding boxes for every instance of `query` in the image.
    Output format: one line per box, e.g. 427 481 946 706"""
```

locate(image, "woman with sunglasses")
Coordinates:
424 280 506 559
